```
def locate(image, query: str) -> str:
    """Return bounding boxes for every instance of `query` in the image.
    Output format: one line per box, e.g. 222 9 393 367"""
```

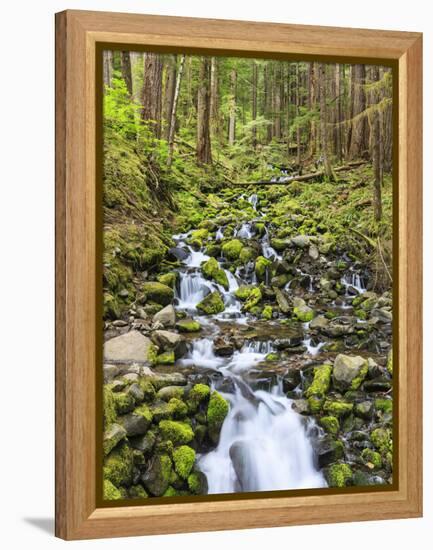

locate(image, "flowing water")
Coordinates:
172 195 327 494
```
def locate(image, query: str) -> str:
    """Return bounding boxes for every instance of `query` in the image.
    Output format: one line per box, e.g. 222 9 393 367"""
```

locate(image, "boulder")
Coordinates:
104 331 156 363
309 244 319 260
156 385 186 401
354 400 375 420
310 315 329 330
196 292 225 315
332 354 368 391
213 335 235 357
274 287 290 313
316 436 344 467
129 430 156 455
121 405 153 436
291 235 310 248
167 247 189 262
142 454 174 496
176 319 201 333
142 281 174 306
201 257 229 289
152 305 176 328
103 423 127 456
151 330 186 358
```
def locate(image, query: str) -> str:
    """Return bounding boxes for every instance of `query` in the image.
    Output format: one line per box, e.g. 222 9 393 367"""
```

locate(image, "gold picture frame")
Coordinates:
55 9 422 540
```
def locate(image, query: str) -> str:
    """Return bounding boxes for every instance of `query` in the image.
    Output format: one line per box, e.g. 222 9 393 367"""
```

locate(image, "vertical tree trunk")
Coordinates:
103 50 113 89
319 63 335 180
273 64 282 140
252 61 258 149
141 52 163 138
167 55 185 167
348 64 368 159
162 55 177 140
370 65 382 221
334 64 343 162
120 51 133 95
210 57 220 140
308 62 318 158
228 68 237 146
196 57 212 165
264 62 273 143
295 63 302 165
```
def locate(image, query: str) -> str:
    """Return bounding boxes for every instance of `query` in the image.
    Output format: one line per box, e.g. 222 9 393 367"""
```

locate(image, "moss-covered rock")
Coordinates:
103 423 127 456
242 287 262 312
187 471 208 495
176 319 201 332
235 284 256 301
375 397 393 415
323 399 354 417
172 445 196 479
239 246 258 263
255 256 271 281
159 420 194 445
196 292 225 315
387 349 393 375
157 272 177 288
142 282 174 306
293 305 315 322
361 448 382 469
113 391 135 415
222 239 243 260
332 354 368 391
319 416 339 435
156 350 175 365
371 428 391 453
104 386 117 428
142 453 174 497
188 383 211 412
325 463 353 487
305 364 332 398
202 257 229 289
262 305 273 320
188 228 209 248
103 442 134 487
103 479 123 500
207 391 229 444
128 484 148 499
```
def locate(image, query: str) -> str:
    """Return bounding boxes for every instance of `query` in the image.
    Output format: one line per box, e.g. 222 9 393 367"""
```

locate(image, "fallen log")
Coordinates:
231 161 367 186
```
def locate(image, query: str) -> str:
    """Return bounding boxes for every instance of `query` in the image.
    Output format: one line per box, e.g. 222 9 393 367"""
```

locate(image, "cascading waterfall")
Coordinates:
173 193 327 493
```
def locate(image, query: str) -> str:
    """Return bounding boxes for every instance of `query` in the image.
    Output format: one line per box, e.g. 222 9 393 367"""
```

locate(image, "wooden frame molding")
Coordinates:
55 10 422 540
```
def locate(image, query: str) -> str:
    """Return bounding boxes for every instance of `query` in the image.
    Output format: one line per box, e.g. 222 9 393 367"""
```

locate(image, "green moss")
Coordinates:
265 352 279 361
239 247 257 263
361 448 382 468
305 364 332 398
139 379 157 402
142 281 174 306
176 319 201 332
113 391 135 415
134 404 153 424
156 351 175 365
163 486 182 497
172 445 196 479
188 384 211 412
202 257 229 289
375 398 393 414
104 386 117 428
197 292 225 315
242 287 262 312
323 399 354 417
188 228 209 247
235 284 256 301
319 416 339 435
325 463 353 488
354 308 368 320
207 391 229 443
159 420 194 445
128 485 148 499
371 428 391 453
103 479 123 500
255 256 271 280
262 305 273 320
103 442 134 486
349 363 369 391
187 472 206 495
387 349 393 375
167 398 188 419
308 395 324 413
293 305 315 322
222 239 243 260
157 272 177 288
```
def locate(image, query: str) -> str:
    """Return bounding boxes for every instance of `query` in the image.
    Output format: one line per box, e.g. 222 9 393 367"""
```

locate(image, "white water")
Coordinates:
341 271 367 294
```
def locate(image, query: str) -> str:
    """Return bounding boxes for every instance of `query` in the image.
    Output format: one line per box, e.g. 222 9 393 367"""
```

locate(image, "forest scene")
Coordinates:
102 49 394 501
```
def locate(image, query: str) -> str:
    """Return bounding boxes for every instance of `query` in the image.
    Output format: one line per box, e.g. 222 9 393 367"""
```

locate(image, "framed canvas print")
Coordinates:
55 10 423 540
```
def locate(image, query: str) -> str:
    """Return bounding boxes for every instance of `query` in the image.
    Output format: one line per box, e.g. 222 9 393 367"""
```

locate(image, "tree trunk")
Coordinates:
348 64 368 159
162 55 177 140
273 64 282 140
103 50 113 89
167 55 185 167
370 65 382 221
319 63 335 180
264 62 273 143
120 51 133 95
210 57 221 140
252 61 258 149
295 63 301 165
228 67 237 146
334 64 343 162
141 52 163 138
196 57 212 164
